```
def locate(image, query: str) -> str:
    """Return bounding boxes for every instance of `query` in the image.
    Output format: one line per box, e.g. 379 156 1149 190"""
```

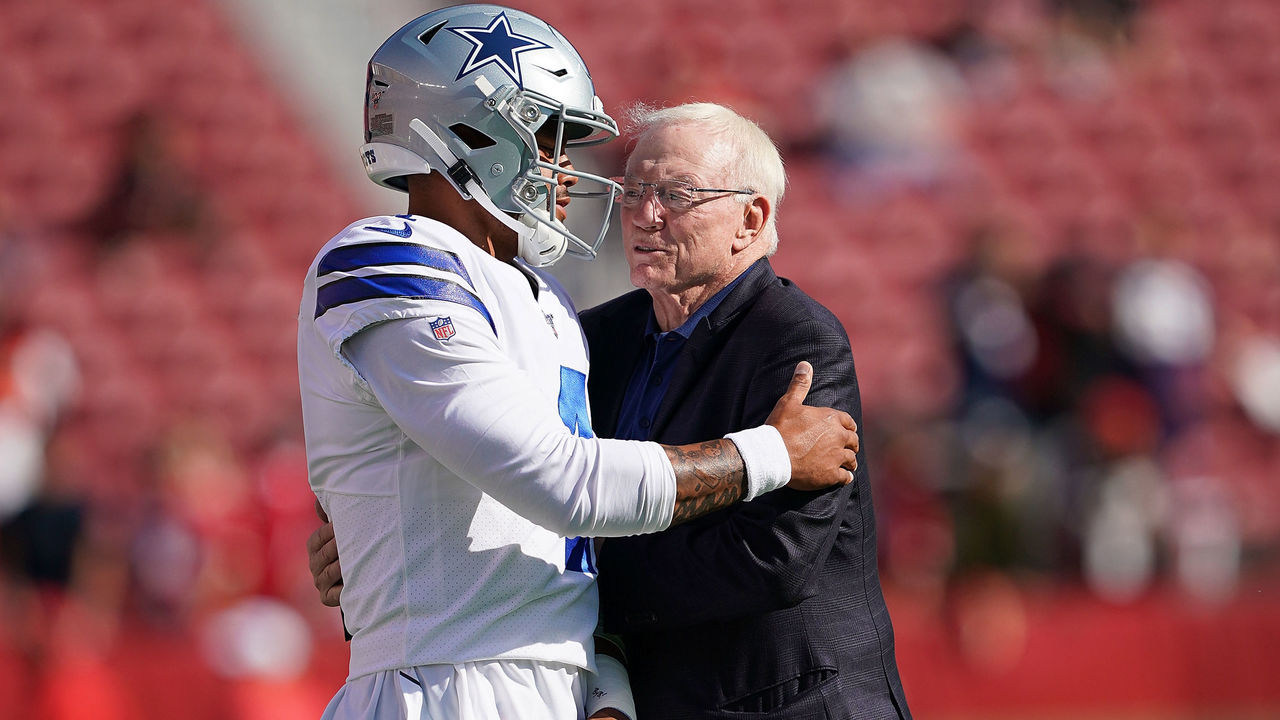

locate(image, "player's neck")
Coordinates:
407 183 518 262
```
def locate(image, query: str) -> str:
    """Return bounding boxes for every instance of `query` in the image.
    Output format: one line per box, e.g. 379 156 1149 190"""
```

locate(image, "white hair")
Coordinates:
625 102 787 254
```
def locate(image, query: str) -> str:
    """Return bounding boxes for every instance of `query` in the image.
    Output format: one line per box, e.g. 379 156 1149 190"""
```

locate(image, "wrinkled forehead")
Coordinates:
625 123 735 181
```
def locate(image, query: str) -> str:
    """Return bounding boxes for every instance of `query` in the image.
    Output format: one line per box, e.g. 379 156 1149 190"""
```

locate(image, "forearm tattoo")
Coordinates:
664 439 747 525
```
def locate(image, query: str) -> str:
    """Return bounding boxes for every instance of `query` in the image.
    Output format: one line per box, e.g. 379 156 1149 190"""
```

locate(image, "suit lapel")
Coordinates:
649 260 777 439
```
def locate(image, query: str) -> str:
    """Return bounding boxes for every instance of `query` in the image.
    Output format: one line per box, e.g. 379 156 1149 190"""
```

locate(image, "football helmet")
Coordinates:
360 4 621 266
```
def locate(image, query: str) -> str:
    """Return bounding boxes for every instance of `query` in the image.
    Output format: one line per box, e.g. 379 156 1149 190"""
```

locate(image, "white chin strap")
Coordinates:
409 118 566 267
519 223 566 267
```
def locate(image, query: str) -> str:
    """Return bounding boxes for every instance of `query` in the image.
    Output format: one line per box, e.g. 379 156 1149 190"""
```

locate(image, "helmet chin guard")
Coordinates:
358 5 622 267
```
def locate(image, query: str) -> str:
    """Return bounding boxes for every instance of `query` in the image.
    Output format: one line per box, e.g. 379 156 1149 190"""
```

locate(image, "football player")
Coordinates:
297 6 860 719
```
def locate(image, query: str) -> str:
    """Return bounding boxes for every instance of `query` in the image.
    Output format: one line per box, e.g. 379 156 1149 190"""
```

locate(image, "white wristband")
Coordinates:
584 653 636 720
726 425 791 502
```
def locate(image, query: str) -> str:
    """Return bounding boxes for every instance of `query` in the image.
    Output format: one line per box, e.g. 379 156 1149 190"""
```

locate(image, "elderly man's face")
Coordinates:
621 125 751 298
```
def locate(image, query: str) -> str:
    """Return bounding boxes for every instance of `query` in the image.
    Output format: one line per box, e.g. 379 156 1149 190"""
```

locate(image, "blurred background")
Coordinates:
1 0 1278 717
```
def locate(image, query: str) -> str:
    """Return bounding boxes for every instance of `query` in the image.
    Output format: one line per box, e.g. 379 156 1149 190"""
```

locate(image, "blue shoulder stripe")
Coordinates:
315 274 495 331
318 242 474 288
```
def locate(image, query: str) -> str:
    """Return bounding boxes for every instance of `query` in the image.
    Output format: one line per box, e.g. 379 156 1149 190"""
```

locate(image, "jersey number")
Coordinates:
559 367 597 575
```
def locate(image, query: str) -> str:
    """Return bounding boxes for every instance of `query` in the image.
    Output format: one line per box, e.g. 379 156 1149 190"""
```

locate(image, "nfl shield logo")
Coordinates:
430 316 456 341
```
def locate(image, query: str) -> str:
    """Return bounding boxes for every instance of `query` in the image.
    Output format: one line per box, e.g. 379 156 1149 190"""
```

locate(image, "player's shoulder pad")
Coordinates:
311 215 494 356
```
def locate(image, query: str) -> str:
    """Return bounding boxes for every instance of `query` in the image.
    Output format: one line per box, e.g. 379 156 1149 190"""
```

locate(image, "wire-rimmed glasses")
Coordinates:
612 176 756 211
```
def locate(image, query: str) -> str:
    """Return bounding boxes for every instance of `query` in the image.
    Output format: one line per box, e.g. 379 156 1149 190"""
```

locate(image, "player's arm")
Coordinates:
660 358 857 524
304 319 858 607
344 316 857 537
600 320 864 629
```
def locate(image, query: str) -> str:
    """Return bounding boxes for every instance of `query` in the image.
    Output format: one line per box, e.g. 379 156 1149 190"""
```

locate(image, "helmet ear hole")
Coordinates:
449 124 496 150
417 21 448 47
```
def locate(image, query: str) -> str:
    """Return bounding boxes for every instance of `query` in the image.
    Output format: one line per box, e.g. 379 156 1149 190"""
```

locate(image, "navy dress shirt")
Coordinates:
612 272 748 442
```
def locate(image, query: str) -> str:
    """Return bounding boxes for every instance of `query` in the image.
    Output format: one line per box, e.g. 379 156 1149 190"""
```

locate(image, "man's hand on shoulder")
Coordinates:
767 361 859 491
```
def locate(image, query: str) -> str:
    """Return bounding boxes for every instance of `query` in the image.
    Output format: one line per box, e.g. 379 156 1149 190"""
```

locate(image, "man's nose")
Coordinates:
633 189 663 229
557 155 578 189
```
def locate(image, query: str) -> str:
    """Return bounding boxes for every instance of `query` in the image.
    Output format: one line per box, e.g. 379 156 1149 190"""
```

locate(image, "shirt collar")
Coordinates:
645 265 753 340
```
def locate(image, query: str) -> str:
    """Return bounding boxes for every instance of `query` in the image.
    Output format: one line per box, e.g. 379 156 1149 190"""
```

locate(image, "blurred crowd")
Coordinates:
0 0 1278 717
882 227 1277 600
1 205 331 719
805 0 1280 601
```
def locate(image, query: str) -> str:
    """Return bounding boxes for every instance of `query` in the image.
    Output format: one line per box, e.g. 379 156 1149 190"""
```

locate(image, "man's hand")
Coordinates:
307 499 343 607
767 361 860 491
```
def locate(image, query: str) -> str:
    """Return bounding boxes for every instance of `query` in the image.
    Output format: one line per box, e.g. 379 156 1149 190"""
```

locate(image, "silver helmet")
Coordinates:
360 4 621 266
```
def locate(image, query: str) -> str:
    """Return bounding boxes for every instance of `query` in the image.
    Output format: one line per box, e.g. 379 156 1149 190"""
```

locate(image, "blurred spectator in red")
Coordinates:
0 200 81 522
818 35 969 198
72 111 213 251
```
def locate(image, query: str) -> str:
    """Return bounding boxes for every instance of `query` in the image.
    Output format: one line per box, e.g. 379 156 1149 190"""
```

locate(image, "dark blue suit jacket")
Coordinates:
580 259 910 720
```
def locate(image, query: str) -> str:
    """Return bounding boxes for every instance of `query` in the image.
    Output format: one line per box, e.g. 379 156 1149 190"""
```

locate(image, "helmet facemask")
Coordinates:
487 82 621 265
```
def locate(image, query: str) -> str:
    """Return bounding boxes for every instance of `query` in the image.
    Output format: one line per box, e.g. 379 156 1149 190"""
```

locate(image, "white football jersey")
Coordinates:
297 214 676 681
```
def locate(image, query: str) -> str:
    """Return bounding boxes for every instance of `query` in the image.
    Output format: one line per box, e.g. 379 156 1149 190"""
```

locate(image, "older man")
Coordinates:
581 103 911 719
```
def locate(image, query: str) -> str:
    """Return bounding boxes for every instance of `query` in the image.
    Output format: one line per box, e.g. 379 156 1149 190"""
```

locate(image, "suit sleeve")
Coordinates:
599 318 864 630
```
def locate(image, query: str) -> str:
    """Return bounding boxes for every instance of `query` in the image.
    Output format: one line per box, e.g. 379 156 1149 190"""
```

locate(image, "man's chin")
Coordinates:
628 266 668 291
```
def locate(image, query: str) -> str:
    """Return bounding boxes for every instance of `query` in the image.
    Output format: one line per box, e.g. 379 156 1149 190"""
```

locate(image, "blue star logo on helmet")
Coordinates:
448 11 551 88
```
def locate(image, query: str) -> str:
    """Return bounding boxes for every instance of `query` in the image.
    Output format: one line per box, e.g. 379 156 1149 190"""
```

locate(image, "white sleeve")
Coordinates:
583 654 636 720
344 314 676 537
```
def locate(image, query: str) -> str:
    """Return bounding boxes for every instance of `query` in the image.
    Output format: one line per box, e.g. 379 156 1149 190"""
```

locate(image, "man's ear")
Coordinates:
732 195 770 251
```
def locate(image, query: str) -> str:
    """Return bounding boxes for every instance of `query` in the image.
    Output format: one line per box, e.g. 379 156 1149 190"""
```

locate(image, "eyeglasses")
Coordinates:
612 177 755 211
